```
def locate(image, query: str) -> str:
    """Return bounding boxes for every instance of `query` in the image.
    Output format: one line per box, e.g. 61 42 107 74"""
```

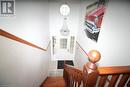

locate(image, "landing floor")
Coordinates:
42 77 66 87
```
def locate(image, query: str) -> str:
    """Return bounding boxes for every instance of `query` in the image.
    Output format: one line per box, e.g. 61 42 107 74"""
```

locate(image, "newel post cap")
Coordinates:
88 50 101 63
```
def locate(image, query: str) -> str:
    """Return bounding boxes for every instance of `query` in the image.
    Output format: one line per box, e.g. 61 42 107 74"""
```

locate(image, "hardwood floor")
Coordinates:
42 77 66 87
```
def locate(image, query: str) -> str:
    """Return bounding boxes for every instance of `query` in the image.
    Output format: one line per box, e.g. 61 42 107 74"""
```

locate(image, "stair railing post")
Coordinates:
83 50 101 87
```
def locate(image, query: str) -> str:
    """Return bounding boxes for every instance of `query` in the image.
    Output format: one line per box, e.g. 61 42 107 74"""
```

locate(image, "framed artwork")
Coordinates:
84 0 109 42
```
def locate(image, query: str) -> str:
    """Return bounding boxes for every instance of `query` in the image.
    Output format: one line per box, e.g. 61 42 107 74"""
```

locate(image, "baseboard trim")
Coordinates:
39 77 48 87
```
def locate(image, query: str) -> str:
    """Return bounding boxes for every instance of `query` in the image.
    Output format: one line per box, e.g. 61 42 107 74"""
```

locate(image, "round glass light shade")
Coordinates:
60 4 70 16
60 19 70 36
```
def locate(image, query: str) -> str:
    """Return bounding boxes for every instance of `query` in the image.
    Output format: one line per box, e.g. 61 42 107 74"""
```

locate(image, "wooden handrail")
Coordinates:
98 66 130 75
76 41 88 56
63 48 130 87
82 50 130 87
0 29 50 51
64 64 130 87
63 42 130 87
97 66 130 87
64 64 82 73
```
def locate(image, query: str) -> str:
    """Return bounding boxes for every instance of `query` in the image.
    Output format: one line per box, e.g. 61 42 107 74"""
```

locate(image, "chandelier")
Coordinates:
60 4 70 36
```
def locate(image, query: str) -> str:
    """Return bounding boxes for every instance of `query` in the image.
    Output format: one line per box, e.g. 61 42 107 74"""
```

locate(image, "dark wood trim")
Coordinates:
98 66 130 75
0 29 50 51
64 64 83 87
39 77 48 87
76 41 88 56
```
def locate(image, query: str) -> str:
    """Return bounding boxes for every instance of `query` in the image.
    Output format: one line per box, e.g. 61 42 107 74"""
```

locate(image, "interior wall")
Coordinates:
0 0 49 48
75 0 130 68
0 0 50 87
74 44 88 70
0 36 50 87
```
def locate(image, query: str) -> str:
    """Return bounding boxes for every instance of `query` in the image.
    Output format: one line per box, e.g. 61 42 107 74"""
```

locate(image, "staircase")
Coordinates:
41 63 83 87
40 50 130 87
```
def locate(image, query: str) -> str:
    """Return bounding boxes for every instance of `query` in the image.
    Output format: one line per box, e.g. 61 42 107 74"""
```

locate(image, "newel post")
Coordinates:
83 50 101 87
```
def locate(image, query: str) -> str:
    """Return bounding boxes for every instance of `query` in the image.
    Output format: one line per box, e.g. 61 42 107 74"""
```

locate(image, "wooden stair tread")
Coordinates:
42 77 66 87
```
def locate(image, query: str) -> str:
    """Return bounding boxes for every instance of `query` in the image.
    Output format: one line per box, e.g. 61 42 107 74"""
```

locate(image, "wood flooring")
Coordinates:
42 77 66 87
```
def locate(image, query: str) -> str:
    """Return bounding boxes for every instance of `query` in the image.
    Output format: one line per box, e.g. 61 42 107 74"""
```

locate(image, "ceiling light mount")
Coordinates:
60 4 70 16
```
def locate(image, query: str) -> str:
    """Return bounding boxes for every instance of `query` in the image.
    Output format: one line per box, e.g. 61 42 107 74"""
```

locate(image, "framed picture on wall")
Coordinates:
84 0 109 42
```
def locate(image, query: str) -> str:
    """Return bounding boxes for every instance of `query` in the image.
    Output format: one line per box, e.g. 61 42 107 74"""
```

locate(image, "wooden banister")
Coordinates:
0 29 50 51
63 47 130 87
82 50 101 87
98 66 130 75
63 64 83 87
82 50 130 87
97 66 130 87
76 41 88 56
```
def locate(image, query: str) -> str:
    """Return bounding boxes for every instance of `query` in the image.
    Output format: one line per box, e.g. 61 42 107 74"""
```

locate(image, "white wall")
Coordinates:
0 0 49 48
74 0 97 69
0 0 50 87
74 44 88 70
0 36 50 87
75 0 130 69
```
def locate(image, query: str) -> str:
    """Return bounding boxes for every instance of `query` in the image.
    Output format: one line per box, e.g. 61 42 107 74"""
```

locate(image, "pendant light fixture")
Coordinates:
60 0 70 36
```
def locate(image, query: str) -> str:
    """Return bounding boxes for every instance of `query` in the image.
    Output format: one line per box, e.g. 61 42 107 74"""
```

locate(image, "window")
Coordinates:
52 36 56 54
60 38 67 49
70 36 75 53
